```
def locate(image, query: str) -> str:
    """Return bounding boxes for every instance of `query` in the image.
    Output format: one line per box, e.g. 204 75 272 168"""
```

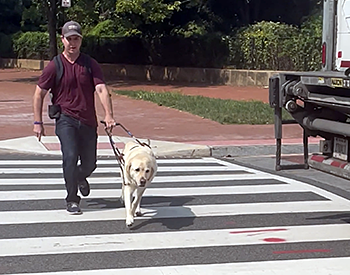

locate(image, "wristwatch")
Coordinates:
33 121 43 125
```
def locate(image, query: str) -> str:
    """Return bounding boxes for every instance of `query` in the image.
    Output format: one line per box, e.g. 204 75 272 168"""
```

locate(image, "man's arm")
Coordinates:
96 83 115 128
33 85 48 141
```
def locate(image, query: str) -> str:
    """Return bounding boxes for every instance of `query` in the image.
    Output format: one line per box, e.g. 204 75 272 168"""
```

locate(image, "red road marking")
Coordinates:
230 228 287 234
263 238 286 243
273 249 331 254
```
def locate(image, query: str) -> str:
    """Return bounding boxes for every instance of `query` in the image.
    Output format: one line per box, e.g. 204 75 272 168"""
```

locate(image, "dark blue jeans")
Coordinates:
55 114 97 203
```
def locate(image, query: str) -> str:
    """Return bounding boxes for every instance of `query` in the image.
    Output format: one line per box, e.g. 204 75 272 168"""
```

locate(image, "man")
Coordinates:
33 20 115 214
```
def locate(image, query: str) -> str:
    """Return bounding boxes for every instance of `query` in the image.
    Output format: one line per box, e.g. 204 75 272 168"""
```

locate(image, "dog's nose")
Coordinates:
140 178 146 186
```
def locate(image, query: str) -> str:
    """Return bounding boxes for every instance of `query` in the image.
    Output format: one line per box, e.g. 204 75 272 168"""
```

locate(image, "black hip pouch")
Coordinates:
48 104 61 119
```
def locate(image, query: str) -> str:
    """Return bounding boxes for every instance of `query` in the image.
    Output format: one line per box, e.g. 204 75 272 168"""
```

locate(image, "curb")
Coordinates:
209 143 320 158
0 144 320 158
0 136 321 158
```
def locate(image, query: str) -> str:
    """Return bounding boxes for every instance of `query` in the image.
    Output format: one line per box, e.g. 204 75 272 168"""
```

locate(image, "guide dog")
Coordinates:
120 140 157 227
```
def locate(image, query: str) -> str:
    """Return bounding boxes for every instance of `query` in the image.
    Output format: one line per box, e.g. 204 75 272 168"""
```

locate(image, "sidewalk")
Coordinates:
0 68 320 158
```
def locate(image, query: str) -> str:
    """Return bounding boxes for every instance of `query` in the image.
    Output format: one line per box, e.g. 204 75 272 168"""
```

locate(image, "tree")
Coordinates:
22 0 118 58
0 0 25 34
21 2 47 32
209 0 322 32
64 0 116 29
41 0 58 58
114 0 218 63
4 0 323 63
21 0 59 58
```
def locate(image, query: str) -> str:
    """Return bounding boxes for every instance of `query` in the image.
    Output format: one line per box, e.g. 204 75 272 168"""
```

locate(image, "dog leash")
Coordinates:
101 121 151 148
100 121 125 164
100 121 126 185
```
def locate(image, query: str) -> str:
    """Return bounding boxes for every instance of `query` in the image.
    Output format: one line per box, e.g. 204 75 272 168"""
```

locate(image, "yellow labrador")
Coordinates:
121 141 157 227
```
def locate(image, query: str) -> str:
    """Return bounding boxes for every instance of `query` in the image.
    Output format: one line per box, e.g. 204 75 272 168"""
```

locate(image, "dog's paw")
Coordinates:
135 211 142 216
126 217 134 228
126 222 134 228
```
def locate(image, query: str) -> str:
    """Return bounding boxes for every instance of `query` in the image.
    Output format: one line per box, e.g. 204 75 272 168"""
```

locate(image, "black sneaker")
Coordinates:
78 179 90 197
66 202 82 215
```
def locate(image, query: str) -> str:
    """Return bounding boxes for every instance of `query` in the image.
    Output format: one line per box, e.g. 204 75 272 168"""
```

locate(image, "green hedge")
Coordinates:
229 21 299 70
228 16 322 71
12 32 63 60
81 36 150 65
12 31 50 59
7 16 322 71
81 34 229 68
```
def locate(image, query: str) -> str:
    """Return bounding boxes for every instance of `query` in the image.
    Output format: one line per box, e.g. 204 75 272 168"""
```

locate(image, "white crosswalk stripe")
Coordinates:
1 201 348 225
0 165 242 174
1 224 350 257
7 257 350 275
0 157 349 274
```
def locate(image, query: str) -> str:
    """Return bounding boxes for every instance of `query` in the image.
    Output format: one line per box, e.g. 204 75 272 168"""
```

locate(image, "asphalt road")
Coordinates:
0 152 350 274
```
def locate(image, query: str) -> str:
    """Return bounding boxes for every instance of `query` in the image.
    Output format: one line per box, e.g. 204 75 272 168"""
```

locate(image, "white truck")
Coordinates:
269 0 350 179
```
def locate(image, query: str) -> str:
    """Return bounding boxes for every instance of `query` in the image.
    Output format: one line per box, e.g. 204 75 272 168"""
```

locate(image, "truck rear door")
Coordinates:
336 0 350 70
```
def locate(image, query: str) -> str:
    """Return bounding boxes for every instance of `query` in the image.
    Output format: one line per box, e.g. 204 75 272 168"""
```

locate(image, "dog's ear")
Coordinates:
148 167 155 180
125 162 133 181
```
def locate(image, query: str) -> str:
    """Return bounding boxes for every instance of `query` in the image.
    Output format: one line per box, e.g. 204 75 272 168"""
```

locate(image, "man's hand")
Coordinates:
103 116 116 130
33 124 45 142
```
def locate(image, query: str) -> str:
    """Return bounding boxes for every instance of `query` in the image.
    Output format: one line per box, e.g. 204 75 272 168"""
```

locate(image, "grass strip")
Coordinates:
113 90 292 125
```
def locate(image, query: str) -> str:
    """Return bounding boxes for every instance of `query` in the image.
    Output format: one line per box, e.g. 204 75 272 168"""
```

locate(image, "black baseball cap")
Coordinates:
62 21 83 38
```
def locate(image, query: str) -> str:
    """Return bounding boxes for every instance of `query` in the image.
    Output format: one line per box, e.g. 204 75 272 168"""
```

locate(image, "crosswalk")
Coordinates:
0 156 350 274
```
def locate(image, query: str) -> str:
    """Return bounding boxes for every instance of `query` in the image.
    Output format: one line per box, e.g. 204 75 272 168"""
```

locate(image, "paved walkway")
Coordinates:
0 68 319 157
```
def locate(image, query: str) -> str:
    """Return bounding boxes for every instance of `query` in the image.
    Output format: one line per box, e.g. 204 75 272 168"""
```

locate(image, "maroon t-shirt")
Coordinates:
37 53 105 127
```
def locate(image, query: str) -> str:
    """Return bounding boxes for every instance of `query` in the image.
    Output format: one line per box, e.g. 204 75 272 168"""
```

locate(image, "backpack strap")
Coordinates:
82 53 94 87
53 55 64 88
83 53 92 74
